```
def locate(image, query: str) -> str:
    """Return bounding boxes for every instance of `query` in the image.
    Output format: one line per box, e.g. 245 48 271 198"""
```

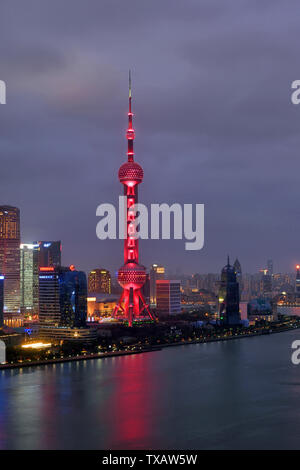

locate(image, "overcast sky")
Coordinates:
0 0 300 275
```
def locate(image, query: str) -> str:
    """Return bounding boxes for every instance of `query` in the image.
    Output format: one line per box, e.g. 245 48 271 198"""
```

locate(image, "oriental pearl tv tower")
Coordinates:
113 72 154 326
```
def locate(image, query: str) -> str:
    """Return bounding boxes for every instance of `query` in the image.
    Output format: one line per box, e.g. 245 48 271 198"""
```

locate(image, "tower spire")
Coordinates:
127 69 135 162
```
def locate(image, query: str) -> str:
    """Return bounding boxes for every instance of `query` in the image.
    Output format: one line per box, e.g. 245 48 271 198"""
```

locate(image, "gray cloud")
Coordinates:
0 0 299 275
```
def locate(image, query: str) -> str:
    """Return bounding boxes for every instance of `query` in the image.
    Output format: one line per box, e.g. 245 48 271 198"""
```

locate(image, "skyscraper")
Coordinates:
219 257 241 325
150 264 165 304
20 243 39 317
34 241 61 267
0 206 20 314
259 269 272 298
156 280 181 316
267 259 273 276
39 266 87 329
113 74 154 326
88 269 111 294
233 258 242 282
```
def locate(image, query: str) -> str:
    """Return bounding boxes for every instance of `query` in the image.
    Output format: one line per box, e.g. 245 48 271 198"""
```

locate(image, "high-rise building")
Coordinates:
0 206 20 314
267 259 273 276
88 269 111 294
39 266 87 329
233 258 242 281
0 275 4 328
34 241 61 268
259 269 272 298
219 257 240 325
142 272 150 304
233 258 242 296
20 243 39 317
113 74 154 326
156 280 181 316
150 264 165 304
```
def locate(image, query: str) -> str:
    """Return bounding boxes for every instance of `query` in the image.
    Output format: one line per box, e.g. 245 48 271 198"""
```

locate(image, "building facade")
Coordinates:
39 266 87 330
219 258 241 325
150 264 165 304
88 269 111 294
87 293 119 321
0 206 20 314
156 280 181 316
20 243 39 317
34 241 61 268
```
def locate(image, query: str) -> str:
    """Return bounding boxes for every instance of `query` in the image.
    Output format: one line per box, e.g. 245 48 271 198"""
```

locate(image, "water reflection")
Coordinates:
1 332 300 449
103 353 159 449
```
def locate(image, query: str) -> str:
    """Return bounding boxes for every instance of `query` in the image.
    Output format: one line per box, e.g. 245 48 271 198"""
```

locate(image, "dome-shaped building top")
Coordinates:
118 161 144 184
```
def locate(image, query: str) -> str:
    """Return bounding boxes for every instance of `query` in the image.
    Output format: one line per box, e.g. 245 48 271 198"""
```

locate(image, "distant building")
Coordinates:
295 265 300 298
150 264 165 304
247 298 275 323
267 259 273 276
260 269 272 298
156 280 181 316
0 206 20 314
39 266 87 329
219 257 241 325
141 272 150 304
34 241 61 268
233 258 242 297
88 269 111 294
233 258 242 281
20 243 39 317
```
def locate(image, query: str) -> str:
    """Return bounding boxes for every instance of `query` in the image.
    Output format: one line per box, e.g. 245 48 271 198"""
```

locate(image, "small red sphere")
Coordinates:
126 129 135 140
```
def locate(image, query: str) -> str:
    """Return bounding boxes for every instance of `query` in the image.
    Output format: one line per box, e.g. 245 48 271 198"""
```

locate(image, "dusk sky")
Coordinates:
1 0 300 275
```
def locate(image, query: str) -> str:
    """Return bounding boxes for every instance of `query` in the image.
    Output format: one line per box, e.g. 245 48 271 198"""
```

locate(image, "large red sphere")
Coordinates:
118 262 147 289
118 161 144 184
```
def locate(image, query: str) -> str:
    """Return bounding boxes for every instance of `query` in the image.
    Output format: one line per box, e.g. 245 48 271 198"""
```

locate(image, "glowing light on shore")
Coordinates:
22 342 52 349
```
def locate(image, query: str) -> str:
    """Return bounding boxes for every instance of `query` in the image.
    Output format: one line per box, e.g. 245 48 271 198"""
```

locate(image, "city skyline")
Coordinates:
1 1 300 274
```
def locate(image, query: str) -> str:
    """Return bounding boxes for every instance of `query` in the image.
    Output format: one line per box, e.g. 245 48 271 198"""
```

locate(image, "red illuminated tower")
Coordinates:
113 73 154 326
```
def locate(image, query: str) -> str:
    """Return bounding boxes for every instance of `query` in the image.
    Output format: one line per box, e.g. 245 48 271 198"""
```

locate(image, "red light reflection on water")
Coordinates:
103 352 158 449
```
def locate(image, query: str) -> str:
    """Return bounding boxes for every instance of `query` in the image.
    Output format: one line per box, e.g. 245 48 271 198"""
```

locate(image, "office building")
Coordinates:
20 243 39 317
142 272 150 304
267 259 273 277
0 206 20 314
88 269 111 294
34 241 61 267
156 280 181 316
260 269 272 297
150 264 165 304
219 257 241 325
39 265 87 329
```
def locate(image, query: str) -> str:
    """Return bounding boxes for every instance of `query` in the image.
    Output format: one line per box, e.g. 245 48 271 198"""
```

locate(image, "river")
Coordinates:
1 329 300 449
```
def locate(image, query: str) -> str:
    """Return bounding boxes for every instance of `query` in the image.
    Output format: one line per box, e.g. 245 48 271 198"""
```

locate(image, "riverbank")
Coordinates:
1 322 299 370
